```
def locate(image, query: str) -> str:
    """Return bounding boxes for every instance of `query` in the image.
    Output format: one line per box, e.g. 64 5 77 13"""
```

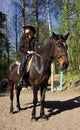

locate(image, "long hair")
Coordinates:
23 34 29 50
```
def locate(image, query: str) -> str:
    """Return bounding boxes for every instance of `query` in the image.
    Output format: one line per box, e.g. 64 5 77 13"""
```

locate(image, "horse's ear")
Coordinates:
64 32 70 40
52 32 58 40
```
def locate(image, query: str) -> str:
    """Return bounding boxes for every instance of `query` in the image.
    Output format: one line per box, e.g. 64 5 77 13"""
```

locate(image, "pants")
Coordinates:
19 55 27 75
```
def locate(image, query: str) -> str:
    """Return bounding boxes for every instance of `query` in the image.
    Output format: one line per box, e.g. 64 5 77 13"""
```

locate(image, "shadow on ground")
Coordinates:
12 96 80 120
44 96 80 118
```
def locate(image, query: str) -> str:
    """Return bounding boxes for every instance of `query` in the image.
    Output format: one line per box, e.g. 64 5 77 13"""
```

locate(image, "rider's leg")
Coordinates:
18 55 27 86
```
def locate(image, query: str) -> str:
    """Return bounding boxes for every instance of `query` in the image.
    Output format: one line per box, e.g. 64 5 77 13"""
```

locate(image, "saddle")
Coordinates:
16 56 34 74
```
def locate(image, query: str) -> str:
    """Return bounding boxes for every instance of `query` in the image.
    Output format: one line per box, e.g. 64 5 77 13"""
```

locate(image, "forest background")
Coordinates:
0 0 80 80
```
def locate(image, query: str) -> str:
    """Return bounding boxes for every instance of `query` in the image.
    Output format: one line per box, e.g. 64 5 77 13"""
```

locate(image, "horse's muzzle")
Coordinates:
61 62 69 70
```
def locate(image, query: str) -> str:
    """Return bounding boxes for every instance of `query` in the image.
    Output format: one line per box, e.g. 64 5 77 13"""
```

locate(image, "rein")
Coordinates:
33 52 54 62
31 37 68 62
33 51 68 62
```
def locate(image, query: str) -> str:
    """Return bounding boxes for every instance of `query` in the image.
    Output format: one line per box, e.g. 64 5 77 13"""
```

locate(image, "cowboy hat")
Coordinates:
23 25 36 34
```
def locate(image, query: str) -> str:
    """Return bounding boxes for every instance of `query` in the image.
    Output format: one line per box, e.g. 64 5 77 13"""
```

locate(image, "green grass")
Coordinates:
63 73 80 83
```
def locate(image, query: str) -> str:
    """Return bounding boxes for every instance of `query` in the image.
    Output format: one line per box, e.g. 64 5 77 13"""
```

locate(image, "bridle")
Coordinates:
57 53 68 59
30 38 68 62
51 40 68 60
32 50 68 63
50 43 68 61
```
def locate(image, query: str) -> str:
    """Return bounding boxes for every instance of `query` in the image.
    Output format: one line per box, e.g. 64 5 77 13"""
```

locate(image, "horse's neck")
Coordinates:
38 41 52 59
30 39 52 78
33 53 51 76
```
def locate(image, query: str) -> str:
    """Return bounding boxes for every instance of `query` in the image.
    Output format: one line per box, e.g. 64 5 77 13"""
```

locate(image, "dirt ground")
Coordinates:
0 87 80 130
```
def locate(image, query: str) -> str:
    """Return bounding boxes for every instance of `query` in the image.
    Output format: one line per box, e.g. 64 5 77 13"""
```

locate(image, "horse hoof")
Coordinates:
41 114 48 120
17 105 22 111
31 117 37 122
10 108 13 113
19 107 22 111
10 111 13 114
17 107 22 111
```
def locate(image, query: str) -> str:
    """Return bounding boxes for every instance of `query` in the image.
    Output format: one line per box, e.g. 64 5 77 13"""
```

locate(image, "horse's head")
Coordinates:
51 32 69 70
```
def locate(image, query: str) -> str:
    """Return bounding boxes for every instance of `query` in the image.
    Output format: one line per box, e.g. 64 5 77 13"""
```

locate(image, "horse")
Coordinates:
8 32 69 120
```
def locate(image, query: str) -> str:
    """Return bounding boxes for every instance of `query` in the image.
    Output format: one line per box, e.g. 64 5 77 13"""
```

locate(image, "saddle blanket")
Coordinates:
15 56 34 74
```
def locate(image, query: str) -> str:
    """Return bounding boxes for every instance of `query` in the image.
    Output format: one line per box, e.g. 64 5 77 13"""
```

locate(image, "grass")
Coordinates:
63 73 80 83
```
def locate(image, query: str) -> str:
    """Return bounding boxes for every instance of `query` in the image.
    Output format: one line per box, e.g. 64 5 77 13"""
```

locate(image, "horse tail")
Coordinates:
8 61 20 90
8 62 19 80
8 63 13 81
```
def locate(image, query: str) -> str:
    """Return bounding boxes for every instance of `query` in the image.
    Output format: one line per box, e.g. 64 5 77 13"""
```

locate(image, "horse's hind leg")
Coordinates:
16 85 22 111
10 81 14 113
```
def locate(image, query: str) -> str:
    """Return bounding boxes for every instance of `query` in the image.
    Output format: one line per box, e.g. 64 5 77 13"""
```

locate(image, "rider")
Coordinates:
18 25 36 86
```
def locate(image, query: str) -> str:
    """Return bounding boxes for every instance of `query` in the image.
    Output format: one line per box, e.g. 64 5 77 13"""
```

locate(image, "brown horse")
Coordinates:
8 32 69 120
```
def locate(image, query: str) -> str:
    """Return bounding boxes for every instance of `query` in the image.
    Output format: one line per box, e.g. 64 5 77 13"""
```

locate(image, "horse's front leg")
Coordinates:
31 85 38 121
16 85 22 111
40 87 48 120
10 82 14 113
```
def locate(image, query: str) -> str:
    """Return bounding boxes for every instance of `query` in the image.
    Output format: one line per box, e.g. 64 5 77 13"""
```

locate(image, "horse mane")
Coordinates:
37 37 53 57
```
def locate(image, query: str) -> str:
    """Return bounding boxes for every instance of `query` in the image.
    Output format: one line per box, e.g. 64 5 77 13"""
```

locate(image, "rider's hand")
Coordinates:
27 51 34 54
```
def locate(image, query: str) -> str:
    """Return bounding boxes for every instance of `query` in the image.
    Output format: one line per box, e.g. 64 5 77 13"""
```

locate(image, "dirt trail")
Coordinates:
0 88 80 130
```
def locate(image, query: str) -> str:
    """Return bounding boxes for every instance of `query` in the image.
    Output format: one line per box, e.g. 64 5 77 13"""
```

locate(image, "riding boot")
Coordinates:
18 72 24 86
18 55 27 87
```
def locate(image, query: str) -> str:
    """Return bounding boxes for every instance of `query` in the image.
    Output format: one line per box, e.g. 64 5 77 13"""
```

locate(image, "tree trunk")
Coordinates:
64 0 69 32
15 6 18 60
64 0 71 73
5 19 10 65
22 0 25 35
75 0 79 71
46 0 54 91
47 0 52 36
5 0 10 65
35 0 39 41
75 0 79 20
43 7 46 32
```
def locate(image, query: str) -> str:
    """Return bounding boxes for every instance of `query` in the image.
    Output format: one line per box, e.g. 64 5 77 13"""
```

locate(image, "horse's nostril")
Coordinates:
61 63 69 70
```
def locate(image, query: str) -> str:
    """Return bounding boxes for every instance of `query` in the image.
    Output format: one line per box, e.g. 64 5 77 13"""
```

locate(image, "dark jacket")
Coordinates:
19 35 35 54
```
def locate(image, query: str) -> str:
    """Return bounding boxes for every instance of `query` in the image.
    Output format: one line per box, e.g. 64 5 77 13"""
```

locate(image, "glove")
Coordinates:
27 51 35 54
